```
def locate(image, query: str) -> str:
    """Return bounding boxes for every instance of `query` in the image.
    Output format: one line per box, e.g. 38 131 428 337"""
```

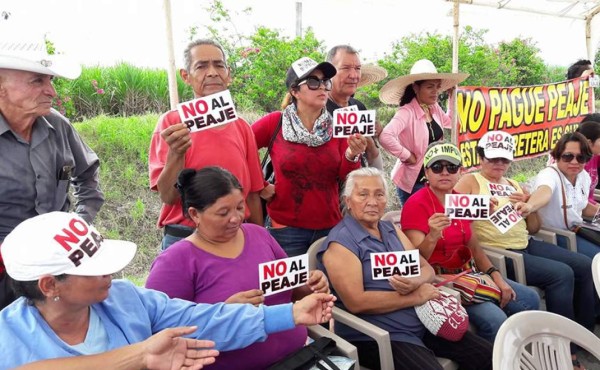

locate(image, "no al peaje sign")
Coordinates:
177 90 238 133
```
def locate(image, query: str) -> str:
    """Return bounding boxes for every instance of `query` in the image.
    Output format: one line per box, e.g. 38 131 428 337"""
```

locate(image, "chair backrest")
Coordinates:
307 236 327 270
381 210 401 224
593 254 600 299
493 311 600 370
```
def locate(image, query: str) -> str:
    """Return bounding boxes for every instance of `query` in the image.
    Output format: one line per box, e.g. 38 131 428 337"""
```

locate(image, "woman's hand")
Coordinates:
514 202 533 217
403 153 417 165
143 327 219 370
347 134 368 158
493 275 516 308
509 191 529 204
428 213 450 240
389 275 420 295
413 283 441 305
224 289 264 306
292 293 336 325
306 270 330 294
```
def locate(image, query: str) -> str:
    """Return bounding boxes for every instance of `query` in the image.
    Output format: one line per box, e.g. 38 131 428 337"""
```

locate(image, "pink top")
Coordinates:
379 98 452 192
145 224 307 370
585 155 599 204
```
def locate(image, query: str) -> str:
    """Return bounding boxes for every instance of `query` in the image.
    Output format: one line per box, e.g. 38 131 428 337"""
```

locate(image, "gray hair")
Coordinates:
342 167 388 198
183 39 228 72
326 45 360 63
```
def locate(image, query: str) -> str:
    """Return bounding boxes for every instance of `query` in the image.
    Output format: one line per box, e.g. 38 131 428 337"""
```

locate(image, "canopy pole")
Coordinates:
451 0 460 145
163 0 179 110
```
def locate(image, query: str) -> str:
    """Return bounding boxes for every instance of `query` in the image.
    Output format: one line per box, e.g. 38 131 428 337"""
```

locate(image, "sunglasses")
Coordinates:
297 77 333 91
428 163 461 174
483 156 511 164
560 153 588 164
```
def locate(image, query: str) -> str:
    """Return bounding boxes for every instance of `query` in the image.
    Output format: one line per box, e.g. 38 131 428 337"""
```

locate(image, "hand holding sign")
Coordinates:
347 134 368 159
389 274 422 295
307 270 330 294
508 191 529 204
224 289 264 306
428 213 451 239
160 123 192 156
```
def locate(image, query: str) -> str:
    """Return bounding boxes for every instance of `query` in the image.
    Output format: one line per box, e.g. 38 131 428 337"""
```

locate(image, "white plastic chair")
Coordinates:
493 311 600 370
593 254 600 299
381 210 401 224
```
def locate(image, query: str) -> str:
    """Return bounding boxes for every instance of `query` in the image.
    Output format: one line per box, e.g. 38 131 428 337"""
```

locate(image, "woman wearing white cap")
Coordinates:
455 131 595 369
401 142 540 343
379 59 468 206
0 212 336 369
252 57 367 257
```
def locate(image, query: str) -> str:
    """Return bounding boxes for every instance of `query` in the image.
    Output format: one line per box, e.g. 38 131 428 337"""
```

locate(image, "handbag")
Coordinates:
268 337 341 370
261 114 283 216
414 290 469 342
428 245 475 275
436 268 502 306
549 166 600 245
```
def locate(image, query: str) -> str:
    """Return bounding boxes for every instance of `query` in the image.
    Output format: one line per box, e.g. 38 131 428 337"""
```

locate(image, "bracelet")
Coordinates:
485 266 499 276
345 151 360 163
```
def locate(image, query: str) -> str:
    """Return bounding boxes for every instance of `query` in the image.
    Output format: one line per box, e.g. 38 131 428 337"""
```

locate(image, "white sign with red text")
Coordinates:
333 109 376 138
370 250 420 280
259 254 309 296
487 183 517 197
489 202 522 234
445 194 490 220
177 90 238 133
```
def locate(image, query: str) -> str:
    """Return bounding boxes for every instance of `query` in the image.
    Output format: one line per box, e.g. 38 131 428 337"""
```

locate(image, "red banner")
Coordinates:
456 78 594 170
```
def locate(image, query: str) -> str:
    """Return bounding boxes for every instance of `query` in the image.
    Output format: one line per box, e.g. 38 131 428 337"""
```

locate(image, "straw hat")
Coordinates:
357 64 388 88
0 32 81 79
379 59 469 105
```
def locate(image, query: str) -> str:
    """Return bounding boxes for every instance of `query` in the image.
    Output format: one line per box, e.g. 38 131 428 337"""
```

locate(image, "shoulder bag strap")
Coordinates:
261 113 283 168
548 166 570 229
434 268 473 288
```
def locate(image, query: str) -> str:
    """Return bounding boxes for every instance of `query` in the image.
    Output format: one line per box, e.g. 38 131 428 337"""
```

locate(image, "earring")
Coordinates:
53 296 60 302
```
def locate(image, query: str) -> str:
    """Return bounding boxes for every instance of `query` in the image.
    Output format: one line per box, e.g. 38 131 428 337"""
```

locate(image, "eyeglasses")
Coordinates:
483 156 511 164
428 163 461 174
297 77 332 91
560 153 588 164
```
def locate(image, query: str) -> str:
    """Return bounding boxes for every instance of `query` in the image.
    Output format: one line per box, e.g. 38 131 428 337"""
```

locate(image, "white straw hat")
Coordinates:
0 32 81 79
357 64 388 88
379 59 469 105
2 212 137 281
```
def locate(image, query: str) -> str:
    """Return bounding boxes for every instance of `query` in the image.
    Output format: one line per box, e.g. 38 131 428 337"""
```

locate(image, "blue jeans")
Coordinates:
266 217 332 257
396 182 426 206
505 238 595 331
556 233 600 259
160 224 194 251
465 279 539 343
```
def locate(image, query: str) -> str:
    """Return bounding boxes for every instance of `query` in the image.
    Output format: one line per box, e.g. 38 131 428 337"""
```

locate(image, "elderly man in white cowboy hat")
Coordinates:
0 34 104 310
378 59 469 206
325 44 388 170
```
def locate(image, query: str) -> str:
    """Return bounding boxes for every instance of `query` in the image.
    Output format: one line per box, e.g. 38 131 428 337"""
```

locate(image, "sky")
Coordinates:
1 0 598 70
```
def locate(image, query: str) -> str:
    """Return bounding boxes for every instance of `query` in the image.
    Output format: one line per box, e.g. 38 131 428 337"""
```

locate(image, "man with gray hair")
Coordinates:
149 39 264 250
326 45 384 169
0 34 103 309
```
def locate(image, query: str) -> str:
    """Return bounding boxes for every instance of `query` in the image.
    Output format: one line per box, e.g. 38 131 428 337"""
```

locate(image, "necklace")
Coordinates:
426 187 467 256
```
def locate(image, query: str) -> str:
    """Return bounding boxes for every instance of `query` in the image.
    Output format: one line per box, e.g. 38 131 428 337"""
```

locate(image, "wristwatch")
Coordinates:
485 266 500 276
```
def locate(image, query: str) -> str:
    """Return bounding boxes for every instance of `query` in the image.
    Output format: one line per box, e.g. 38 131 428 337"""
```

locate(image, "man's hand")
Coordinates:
143 326 219 370
292 293 336 325
161 123 192 156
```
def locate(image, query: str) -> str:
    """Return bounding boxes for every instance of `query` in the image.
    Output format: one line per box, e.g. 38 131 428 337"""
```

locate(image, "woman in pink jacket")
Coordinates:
378 59 468 205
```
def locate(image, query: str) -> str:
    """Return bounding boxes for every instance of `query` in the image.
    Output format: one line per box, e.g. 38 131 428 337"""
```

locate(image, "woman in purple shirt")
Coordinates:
146 166 329 370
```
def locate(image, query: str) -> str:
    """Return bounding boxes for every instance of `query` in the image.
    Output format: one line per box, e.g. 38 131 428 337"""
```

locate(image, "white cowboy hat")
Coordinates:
379 59 469 105
0 33 81 79
357 64 388 88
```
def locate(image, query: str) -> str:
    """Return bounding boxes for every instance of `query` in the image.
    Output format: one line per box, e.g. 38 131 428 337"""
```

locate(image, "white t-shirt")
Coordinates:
534 164 591 230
